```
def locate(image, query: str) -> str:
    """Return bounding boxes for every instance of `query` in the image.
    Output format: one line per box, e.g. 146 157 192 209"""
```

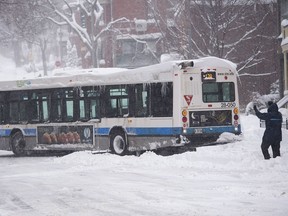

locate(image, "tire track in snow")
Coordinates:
0 191 35 216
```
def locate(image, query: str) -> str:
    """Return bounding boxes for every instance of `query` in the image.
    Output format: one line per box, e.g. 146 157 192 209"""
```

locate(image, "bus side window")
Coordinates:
30 92 40 122
63 89 74 122
106 86 129 117
151 83 173 117
81 87 100 120
76 88 87 121
0 104 3 124
134 84 148 117
9 101 18 123
8 92 29 123
79 99 86 120
19 93 29 123
51 89 63 122
90 99 99 119
0 93 5 124
41 95 49 122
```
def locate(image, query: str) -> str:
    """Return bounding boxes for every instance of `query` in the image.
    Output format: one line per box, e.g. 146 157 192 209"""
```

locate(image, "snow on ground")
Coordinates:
0 114 288 216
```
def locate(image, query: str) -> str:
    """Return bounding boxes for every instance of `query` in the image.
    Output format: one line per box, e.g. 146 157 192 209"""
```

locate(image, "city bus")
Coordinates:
0 56 241 156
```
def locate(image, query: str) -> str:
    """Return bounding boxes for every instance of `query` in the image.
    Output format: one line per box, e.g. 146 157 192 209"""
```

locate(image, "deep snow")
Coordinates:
0 114 287 216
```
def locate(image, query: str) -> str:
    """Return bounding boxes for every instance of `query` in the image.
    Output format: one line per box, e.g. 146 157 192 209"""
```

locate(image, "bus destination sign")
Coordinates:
201 72 216 82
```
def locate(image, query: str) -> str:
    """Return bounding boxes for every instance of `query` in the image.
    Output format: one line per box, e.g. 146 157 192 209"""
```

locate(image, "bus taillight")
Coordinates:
182 116 188 123
182 109 188 128
233 107 239 120
182 110 187 116
233 107 239 115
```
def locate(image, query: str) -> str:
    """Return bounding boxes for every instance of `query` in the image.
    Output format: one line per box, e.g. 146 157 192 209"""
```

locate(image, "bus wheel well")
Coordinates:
10 129 26 156
109 127 128 156
109 127 126 139
10 129 23 138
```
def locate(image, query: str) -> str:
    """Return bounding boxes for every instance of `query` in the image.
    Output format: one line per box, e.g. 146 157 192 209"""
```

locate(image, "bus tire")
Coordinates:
110 132 127 156
11 131 26 156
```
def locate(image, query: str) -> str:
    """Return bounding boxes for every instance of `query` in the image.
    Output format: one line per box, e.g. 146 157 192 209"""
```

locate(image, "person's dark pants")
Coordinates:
271 140 281 158
261 141 271 159
261 140 281 159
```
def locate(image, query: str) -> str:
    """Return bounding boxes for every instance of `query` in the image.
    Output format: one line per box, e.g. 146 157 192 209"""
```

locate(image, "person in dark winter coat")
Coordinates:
254 103 282 159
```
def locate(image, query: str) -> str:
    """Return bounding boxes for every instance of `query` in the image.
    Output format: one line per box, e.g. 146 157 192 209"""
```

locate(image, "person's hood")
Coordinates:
268 103 278 113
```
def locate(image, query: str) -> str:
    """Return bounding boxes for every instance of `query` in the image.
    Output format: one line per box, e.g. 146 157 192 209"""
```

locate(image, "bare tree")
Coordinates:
0 0 26 66
47 0 128 68
148 0 278 105
148 0 277 74
0 0 53 75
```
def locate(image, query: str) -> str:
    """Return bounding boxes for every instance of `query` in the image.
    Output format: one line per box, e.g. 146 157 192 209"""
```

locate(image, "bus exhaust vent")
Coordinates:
178 61 194 69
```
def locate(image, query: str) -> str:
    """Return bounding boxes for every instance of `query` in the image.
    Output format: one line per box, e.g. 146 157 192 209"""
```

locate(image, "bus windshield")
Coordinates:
202 82 235 103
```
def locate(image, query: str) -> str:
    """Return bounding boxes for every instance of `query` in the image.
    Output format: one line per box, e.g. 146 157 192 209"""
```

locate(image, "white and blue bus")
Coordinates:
0 56 241 156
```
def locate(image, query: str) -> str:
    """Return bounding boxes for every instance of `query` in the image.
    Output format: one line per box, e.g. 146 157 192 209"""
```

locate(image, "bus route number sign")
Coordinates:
201 72 216 82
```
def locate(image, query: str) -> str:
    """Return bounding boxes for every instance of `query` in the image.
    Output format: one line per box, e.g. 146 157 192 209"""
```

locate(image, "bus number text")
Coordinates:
221 102 236 108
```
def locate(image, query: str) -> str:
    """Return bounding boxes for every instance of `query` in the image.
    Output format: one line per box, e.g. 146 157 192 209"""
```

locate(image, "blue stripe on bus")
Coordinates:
0 125 240 137
96 128 110 135
0 128 36 137
126 127 182 135
186 125 240 134
23 129 37 136
95 127 182 136
95 126 240 136
0 129 11 136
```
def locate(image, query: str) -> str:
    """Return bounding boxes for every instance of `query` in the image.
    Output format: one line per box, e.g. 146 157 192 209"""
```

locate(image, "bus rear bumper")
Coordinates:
177 125 242 145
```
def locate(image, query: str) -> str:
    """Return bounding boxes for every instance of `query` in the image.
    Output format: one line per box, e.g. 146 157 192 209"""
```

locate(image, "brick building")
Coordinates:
65 0 170 69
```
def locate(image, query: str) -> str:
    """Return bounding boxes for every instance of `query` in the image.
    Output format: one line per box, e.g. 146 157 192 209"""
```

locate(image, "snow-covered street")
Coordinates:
0 114 288 216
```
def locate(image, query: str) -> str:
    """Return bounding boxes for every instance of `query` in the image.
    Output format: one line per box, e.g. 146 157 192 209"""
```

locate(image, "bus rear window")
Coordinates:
202 82 235 103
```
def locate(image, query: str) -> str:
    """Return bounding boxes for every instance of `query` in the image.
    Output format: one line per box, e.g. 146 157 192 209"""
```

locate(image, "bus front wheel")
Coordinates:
11 131 26 156
110 133 127 156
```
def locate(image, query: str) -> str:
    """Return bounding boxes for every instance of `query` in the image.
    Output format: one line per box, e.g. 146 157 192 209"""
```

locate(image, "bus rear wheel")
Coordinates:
11 131 26 156
110 133 127 156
